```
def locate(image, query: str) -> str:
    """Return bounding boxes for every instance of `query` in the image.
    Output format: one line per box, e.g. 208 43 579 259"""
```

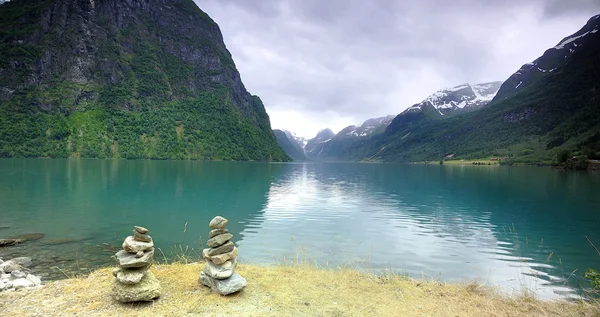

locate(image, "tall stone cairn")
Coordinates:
111 226 161 302
200 216 247 295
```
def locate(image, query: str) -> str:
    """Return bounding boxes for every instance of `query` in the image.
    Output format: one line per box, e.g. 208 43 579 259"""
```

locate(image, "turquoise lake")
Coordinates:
0 159 599 299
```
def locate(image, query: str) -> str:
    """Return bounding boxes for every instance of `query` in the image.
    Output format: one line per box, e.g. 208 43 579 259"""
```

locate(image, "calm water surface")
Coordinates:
1 159 599 299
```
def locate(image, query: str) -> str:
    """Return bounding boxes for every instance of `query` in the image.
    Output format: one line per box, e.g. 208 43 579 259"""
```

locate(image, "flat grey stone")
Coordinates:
115 248 154 268
200 271 246 295
207 233 233 248
133 230 152 242
10 278 34 290
209 216 228 229
10 257 32 267
26 274 41 286
203 258 236 280
116 268 147 285
209 229 229 239
11 271 26 279
0 261 23 273
134 226 148 234
122 236 154 253
207 241 234 256
112 271 161 302
203 247 238 265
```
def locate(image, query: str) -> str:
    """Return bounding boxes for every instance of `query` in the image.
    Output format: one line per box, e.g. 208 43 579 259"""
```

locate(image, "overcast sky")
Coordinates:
196 0 600 138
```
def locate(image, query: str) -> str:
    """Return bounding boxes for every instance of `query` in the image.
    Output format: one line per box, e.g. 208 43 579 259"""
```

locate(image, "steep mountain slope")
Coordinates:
273 129 308 161
495 15 600 100
344 14 600 163
0 0 289 161
403 82 502 117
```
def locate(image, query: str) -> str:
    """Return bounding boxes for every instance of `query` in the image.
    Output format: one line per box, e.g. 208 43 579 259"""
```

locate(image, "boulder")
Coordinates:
0 261 23 273
116 268 147 285
10 257 32 267
115 249 154 268
203 258 236 280
207 241 234 256
209 229 229 239
10 278 35 290
133 231 152 242
134 226 148 234
0 280 5 291
200 271 247 295
122 236 153 253
209 216 228 229
207 233 233 248
11 271 26 279
203 247 238 265
26 274 41 286
112 271 161 302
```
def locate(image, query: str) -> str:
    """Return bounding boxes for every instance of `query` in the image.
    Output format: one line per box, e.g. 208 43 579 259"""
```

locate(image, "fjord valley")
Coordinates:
0 0 288 161
1 0 600 316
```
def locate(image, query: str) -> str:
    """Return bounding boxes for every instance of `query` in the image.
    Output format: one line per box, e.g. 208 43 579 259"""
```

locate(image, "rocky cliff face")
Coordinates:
0 0 288 160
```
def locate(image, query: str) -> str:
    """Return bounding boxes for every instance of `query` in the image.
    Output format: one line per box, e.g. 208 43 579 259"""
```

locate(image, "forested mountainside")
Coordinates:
0 0 289 161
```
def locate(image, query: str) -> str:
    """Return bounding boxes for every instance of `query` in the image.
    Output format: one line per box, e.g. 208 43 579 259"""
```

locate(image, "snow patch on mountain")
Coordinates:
405 81 502 115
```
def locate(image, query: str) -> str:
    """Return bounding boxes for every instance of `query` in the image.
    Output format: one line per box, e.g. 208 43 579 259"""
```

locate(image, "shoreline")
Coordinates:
0 262 597 316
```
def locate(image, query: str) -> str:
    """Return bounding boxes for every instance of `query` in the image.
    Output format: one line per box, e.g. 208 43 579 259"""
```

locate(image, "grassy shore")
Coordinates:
0 263 598 317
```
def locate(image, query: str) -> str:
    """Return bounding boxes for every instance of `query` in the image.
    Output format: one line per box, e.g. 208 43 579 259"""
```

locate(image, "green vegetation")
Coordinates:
0 0 289 161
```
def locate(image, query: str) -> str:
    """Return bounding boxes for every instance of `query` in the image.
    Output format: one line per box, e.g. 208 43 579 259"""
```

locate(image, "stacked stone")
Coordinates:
200 216 247 295
111 226 161 302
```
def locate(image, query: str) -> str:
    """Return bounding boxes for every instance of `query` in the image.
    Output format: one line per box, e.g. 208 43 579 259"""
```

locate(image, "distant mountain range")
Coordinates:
276 14 600 164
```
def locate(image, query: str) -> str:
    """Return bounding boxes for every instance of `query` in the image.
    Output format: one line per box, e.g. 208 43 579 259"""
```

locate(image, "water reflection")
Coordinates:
1 160 599 299
237 163 600 299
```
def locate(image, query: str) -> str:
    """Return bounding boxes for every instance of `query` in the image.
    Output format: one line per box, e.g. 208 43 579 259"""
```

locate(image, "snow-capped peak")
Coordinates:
407 81 502 115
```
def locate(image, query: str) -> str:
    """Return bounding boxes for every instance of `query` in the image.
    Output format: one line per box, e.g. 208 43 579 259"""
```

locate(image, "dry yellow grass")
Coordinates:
0 263 598 317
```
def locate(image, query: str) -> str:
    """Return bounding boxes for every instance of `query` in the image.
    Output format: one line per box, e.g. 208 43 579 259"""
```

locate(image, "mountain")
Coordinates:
403 82 502 117
340 14 600 163
305 115 395 160
0 0 289 161
273 129 308 161
495 15 600 100
304 128 335 157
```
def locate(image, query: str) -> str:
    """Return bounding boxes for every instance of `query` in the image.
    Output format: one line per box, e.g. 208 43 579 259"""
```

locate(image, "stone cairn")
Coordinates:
112 226 161 302
200 216 247 295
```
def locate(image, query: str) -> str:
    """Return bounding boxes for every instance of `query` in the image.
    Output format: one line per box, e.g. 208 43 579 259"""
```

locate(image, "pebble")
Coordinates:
209 229 229 239
134 226 148 234
122 236 154 253
133 230 152 243
135 251 144 258
115 249 154 268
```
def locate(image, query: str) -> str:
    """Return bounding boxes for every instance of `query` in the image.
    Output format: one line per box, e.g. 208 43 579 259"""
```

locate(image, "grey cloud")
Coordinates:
196 0 599 136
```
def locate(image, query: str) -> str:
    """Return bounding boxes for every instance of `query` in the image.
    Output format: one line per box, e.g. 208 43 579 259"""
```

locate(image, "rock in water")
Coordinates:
0 238 24 247
122 236 154 253
206 233 233 248
112 271 161 302
0 261 23 273
209 216 228 229
200 271 247 295
203 258 236 280
10 257 32 267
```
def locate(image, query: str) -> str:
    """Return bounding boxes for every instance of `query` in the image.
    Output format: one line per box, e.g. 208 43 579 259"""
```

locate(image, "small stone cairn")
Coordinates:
200 216 247 295
111 226 161 302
